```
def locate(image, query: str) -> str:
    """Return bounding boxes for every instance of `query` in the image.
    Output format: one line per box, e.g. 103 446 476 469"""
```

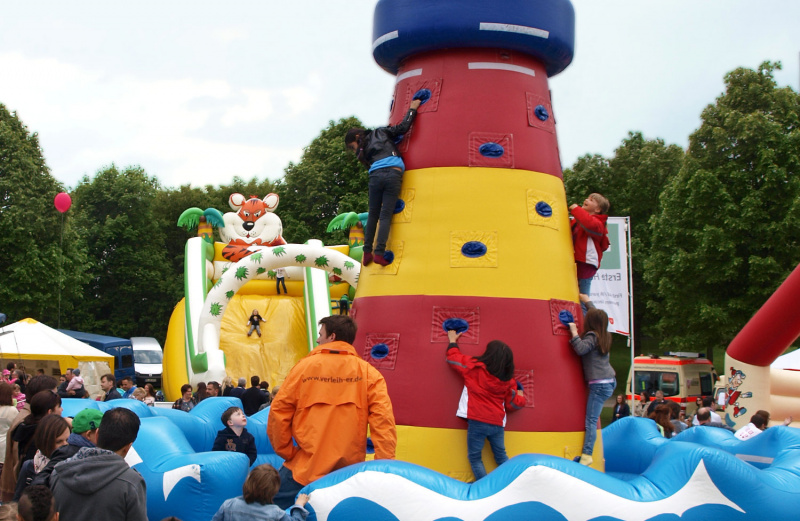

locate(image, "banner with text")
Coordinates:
588 217 630 336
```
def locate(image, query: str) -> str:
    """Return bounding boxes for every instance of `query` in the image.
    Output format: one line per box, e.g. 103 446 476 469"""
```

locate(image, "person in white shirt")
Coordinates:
692 396 721 425
735 413 767 440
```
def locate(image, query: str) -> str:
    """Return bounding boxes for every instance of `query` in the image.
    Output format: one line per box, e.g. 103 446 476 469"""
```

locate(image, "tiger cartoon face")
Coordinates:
219 193 287 261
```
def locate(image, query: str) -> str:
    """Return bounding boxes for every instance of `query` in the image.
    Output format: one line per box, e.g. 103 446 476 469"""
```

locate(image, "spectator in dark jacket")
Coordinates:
230 378 247 399
101 374 122 401
241 376 267 416
611 394 631 422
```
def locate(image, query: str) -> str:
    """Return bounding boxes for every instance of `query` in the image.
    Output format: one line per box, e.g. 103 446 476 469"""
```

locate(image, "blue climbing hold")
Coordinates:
394 199 405 214
535 201 552 217
535 105 550 121
413 88 432 104
461 241 487 258
479 142 505 158
559 310 574 327
371 344 390 359
442 318 469 334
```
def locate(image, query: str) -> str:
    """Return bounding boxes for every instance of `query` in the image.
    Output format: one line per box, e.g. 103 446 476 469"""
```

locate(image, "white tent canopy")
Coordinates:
0 319 114 398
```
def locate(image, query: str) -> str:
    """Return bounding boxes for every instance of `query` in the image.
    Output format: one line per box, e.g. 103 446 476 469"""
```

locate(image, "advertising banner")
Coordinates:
588 217 630 336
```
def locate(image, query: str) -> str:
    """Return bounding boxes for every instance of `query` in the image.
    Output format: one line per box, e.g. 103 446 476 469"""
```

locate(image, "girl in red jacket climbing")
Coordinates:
446 329 525 481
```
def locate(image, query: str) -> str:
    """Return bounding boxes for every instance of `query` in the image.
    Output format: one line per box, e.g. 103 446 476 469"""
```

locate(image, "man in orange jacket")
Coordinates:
267 315 396 508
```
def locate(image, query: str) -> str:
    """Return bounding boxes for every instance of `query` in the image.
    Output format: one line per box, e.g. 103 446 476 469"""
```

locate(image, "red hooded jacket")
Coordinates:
446 344 525 427
570 206 609 269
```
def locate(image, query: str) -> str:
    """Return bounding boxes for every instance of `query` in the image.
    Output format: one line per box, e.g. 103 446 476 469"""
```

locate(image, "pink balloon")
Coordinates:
54 192 72 213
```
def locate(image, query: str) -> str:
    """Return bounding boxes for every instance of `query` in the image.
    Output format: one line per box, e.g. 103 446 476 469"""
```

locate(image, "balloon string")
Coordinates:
58 211 64 329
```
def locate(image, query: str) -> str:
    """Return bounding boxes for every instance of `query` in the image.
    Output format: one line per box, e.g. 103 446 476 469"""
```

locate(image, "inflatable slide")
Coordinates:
163 193 360 399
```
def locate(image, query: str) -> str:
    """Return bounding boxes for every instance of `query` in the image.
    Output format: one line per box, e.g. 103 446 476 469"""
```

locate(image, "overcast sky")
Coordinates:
1 1 798 190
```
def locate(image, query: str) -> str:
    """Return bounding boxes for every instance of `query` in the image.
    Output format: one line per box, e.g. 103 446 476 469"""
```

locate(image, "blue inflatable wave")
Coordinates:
61 397 283 521
303 417 800 521
60 400 800 521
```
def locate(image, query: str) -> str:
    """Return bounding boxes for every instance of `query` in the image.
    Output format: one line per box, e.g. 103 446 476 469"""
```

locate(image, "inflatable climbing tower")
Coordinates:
351 0 587 478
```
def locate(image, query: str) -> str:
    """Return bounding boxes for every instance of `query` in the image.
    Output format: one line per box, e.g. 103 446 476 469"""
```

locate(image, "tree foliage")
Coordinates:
0 104 88 325
68 165 176 339
645 62 800 354
564 132 684 350
274 117 367 245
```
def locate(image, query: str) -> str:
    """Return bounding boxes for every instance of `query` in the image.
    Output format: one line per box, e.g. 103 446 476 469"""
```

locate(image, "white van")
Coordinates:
131 337 163 388
627 352 718 416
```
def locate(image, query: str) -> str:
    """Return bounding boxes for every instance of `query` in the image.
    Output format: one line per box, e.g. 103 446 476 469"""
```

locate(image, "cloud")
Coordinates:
0 51 309 188
212 27 249 44
220 88 274 126
281 72 322 118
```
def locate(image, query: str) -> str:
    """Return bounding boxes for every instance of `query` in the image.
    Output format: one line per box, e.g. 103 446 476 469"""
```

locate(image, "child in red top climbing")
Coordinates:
569 193 610 296
446 330 525 481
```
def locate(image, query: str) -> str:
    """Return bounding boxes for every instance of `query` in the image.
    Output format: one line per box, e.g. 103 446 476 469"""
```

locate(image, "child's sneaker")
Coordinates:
579 454 593 466
373 253 391 266
362 252 373 266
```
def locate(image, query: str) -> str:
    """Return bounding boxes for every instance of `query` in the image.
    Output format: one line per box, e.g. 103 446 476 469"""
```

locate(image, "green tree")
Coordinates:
645 62 800 356
69 165 175 340
0 104 88 325
564 133 684 350
153 184 218 292
274 117 367 245
563 153 612 202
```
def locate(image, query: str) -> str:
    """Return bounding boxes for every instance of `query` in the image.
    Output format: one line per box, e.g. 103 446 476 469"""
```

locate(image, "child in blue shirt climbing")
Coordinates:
345 98 422 266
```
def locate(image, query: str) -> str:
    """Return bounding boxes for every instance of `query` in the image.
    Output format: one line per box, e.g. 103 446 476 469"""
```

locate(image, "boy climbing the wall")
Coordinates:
344 98 422 266
569 193 610 297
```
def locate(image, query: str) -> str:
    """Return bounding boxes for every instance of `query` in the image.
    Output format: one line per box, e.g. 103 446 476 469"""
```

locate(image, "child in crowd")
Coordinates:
344 98 422 267
247 310 265 337
65 368 84 396
212 407 257 466
568 294 615 466
13 384 25 411
18 485 58 521
275 267 287 295
446 329 525 481
569 193 610 298
211 464 309 521
132 388 147 402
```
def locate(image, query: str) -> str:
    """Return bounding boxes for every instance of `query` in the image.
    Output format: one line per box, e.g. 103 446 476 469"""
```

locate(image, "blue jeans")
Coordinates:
276 277 287 294
467 419 508 480
578 277 593 295
583 380 615 455
578 277 593 315
364 167 403 255
273 465 304 510
247 324 261 337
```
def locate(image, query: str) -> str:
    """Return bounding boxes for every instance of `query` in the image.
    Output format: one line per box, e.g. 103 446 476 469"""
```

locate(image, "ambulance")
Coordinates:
627 352 718 416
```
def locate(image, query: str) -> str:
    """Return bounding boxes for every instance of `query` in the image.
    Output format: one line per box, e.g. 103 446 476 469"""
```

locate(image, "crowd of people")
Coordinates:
614 391 793 441
169 375 275 415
